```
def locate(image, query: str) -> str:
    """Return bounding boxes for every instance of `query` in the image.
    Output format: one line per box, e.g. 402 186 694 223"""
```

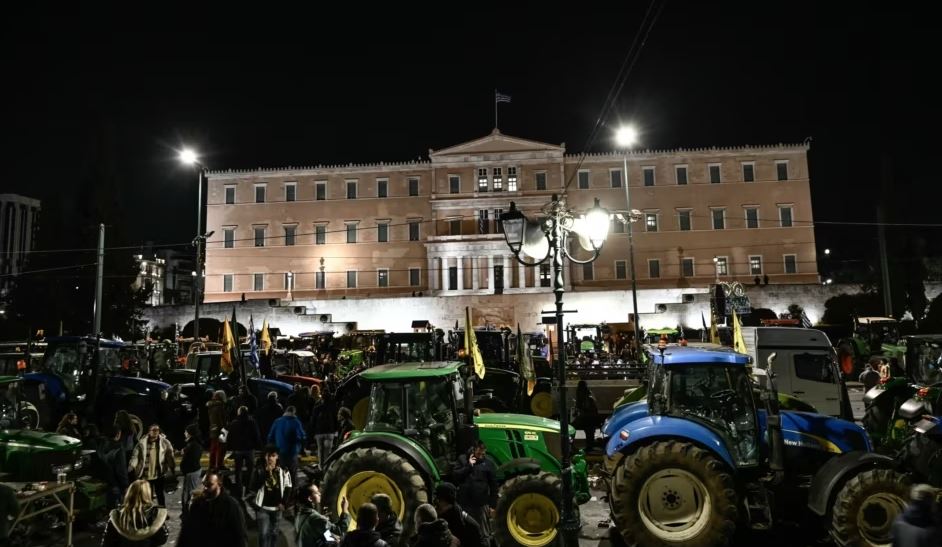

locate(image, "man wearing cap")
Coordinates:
891 483 941 546
371 493 403 546
432 482 486 547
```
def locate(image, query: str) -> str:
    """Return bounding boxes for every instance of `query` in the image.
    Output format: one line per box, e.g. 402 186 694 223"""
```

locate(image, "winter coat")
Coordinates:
410 519 459 547
891 502 942 547
439 505 486 547
310 398 338 435
230 392 258 416
101 505 168 547
128 435 175 480
295 502 350 547
88 435 130 490
376 516 403 546
249 465 292 510
206 400 228 439
177 491 247 547
226 414 262 452
452 450 497 509
180 437 203 474
268 414 307 458
288 391 313 421
256 400 284 440
340 529 389 547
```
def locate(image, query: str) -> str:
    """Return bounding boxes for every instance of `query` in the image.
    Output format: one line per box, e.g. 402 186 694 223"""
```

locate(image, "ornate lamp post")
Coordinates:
501 194 609 547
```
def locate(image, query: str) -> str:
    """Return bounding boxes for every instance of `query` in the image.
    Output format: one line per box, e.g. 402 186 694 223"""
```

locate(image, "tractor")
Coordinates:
605 345 911 547
835 316 904 378
321 361 590 547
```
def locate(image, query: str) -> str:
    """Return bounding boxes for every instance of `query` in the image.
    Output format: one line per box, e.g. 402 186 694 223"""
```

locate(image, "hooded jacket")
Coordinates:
102 505 168 547
128 434 175 480
340 529 389 547
268 413 307 458
410 519 459 547
180 436 203 474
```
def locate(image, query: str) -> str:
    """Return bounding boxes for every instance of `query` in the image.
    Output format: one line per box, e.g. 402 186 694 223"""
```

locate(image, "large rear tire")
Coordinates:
322 447 428 542
830 468 909 547
610 441 737 547
495 471 562 547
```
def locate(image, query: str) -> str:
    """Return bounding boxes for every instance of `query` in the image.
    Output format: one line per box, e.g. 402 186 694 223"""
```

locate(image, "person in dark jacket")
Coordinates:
84 424 130 510
891 483 941 547
102 480 168 547
410 503 459 547
573 380 601 451
372 493 403 546
230 385 258 418
452 441 497 539
256 391 284 440
226 406 263 498
340 503 389 547
309 386 338 465
295 483 350 547
177 472 247 547
433 482 485 547
114 410 137 460
860 359 883 392
179 424 203 519
56 411 82 440
206 390 228 470
337 406 355 445
287 384 313 426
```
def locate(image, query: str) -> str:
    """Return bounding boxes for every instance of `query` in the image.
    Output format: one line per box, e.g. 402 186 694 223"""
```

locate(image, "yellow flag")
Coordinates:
221 319 235 374
709 314 719 345
260 319 272 356
733 309 747 354
465 307 485 379
517 324 536 396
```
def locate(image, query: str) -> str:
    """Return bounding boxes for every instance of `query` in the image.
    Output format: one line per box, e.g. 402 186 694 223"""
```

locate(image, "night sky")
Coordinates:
5 3 939 264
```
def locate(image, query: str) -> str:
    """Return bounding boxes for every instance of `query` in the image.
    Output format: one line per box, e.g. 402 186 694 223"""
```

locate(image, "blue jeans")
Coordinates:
256 508 281 547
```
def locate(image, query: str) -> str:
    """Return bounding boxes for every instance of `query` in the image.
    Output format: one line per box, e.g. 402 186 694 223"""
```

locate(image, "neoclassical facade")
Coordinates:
203 130 817 303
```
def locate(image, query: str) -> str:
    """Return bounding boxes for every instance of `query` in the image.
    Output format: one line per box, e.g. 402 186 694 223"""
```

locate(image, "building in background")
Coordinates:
157 249 195 305
202 130 818 303
0 194 41 299
133 254 165 306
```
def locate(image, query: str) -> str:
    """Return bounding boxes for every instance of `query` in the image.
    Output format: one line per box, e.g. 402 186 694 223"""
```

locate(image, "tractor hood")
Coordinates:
107 375 170 394
474 413 576 436
602 401 649 437
759 410 871 454
250 377 293 396
0 428 82 452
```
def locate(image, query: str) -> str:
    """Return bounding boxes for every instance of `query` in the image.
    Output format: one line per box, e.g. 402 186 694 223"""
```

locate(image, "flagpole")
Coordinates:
494 89 498 129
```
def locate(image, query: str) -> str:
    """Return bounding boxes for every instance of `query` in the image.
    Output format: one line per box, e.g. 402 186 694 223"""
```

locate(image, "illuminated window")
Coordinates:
507 167 518 191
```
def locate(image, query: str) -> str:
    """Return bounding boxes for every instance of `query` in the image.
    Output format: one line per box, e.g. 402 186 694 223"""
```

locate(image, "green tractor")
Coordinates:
836 316 904 378
321 361 590 547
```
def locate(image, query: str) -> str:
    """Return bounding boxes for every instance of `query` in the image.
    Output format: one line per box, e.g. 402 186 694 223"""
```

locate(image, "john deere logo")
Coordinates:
524 431 538 441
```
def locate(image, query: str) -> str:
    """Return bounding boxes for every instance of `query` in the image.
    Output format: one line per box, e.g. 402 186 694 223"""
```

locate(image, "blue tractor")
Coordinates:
605 345 910 547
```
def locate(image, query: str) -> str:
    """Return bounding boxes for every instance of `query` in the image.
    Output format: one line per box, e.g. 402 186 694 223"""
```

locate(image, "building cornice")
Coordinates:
568 142 810 163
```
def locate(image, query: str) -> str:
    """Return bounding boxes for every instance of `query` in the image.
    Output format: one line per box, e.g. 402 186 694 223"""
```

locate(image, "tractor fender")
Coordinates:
497 457 542 481
863 381 911 406
806 450 896 516
601 401 648 438
604 415 736 470
323 432 440 485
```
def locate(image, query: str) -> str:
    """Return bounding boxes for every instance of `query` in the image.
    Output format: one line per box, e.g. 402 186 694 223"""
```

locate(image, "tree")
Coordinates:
822 291 884 325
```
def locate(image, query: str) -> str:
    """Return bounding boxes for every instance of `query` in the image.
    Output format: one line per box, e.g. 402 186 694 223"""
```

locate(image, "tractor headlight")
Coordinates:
51 463 74 475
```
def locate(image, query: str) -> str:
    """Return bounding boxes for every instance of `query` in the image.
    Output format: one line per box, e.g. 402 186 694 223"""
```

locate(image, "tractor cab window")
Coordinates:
43 344 88 394
368 382 406 432
196 355 218 385
668 365 759 466
909 340 942 385
794 353 838 383
408 379 458 469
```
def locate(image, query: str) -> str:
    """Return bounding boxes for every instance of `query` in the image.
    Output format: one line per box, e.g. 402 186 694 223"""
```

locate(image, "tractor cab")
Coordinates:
567 324 603 357
378 332 440 365
855 316 900 350
903 335 942 387
0 376 40 430
190 350 292 402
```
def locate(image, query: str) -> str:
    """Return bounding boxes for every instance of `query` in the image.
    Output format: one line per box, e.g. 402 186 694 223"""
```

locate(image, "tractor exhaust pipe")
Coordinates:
764 352 786 484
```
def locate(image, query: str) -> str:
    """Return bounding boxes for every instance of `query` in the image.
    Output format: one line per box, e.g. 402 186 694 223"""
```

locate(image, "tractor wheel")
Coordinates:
495 471 562 547
830 468 909 547
861 400 894 450
322 447 428 538
530 390 554 418
610 441 737 547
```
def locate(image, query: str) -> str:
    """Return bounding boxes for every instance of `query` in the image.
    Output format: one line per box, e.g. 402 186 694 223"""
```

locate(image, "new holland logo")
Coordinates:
523 431 539 441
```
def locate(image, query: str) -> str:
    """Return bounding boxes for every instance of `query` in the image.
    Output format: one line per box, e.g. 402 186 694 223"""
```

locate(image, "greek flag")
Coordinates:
248 315 259 369
800 310 813 329
495 91 512 104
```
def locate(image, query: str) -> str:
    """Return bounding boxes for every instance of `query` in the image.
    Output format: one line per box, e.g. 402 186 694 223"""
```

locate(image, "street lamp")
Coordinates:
180 148 207 342
501 195 609 547
615 125 642 353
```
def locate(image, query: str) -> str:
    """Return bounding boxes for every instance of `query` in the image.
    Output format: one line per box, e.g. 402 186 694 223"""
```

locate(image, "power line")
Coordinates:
0 263 98 278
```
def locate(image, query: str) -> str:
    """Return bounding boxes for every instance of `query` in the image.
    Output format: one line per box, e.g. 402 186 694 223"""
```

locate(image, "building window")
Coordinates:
536 172 547 191
377 179 388 198
225 186 236 204
449 219 462 236
347 271 357 288
784 254 798 274
378 222 389 243
539 263 551 287
645 213 658 232
615 260 627 280
255 185 266 203
409 220 420 241
749 255 763 275
284 272 294 291
449 175 460 194
681 258 695 278
494 209 503 234
346 223 358 244
612 218 625 234
776 160 789 181
610 169 622 188
285 183 296 202
253 273 263 291
478 168 489 192
678 210 691 231
578 170 590 189
675 166 688 185
346 180 357 199
223 274 233 292
709 164 722 184
712 209 726 230
409 268 420 287
448 267 458 290
643 167 655 187
582 263 594 281
779 206 793 227
742 162 755 182
648 259 660 279
507 167 518 191
408 177 419 196
316 182 326 201
315 225 326 245
745 207 759 229
377 269 389 288
492 168 503 192
315 271 325 289
284 225 296 246
224 228 235 248
478 210 489 234
715 256 728 276
254 227 266 247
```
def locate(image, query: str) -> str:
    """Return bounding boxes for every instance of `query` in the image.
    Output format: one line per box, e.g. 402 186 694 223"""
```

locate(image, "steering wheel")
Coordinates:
710 389 737 403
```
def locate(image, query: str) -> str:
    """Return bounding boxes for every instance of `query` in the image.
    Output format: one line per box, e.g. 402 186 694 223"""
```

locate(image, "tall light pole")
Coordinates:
615 126 642 353
501 195 610 547
180 149 207 343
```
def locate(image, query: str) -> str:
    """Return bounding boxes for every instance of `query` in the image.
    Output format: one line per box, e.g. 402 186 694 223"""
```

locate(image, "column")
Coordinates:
428 257 436 290
456 256 464 291
503 255 511 288
441 257 449 291
472 257 480 290
518 258 527 288
488 255 495 290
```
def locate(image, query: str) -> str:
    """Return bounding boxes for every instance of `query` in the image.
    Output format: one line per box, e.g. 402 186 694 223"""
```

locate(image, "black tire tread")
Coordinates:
830 467 910 547
495 471 563 547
